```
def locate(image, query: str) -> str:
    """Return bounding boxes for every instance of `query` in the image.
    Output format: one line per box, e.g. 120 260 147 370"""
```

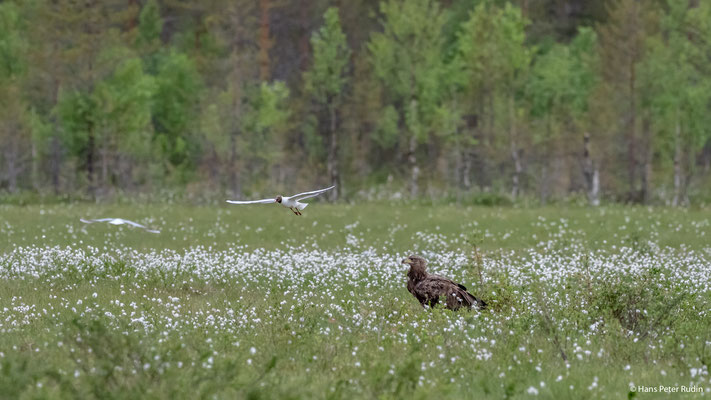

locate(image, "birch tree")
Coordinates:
368 0 451 197
457 2 531 199
303 7 351 200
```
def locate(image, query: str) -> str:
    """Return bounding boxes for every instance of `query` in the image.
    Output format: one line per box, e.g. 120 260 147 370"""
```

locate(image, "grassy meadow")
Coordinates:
1 202 710 398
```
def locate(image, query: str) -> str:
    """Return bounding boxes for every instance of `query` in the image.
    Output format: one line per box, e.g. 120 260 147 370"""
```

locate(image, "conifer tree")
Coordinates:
303 7 351 200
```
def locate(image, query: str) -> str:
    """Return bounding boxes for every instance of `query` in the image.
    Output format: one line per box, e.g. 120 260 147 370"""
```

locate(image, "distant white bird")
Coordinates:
226 185 335 216
80 218 160 233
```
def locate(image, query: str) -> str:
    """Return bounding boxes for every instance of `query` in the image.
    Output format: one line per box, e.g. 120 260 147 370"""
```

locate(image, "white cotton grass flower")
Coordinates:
1 218 710 396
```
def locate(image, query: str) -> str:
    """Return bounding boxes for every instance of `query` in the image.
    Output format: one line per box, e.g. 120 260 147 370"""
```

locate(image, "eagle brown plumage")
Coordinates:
402 255 487 310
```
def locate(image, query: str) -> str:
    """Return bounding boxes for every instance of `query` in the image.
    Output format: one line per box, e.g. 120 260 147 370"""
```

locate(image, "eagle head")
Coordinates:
402 255 426 268
403 255 427 281
275 195 282 203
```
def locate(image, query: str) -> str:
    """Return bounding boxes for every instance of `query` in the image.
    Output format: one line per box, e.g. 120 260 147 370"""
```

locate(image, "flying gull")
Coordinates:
226 185 335 215
80 218 161 233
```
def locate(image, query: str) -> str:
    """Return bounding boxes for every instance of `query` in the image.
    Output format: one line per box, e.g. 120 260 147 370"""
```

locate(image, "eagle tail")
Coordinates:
455 283 487 309
463 290 487 310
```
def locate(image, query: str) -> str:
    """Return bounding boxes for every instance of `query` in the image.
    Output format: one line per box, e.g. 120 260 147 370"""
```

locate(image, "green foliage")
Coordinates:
457 1 531 94
301 113 324 161
135 0 163 75
527 27 598 120
372 105 400 149
0 2 27 80
56 89 97 159
2 0 711 202
202 79 289 185
242 81 290 168
0 1 30 160
27 108 52 155
431 102 464 142
304 7 351 106
640 0 711 162
56 52 155 173
137 0 163 49
152 49 202 177
455 2 531 154
368 0 455 144
95 56 155 157
454 1 531 190
302 7 351 169
251 81 290 133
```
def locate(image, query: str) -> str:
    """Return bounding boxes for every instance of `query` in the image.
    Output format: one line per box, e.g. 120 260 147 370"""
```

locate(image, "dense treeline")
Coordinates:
1 0 711 204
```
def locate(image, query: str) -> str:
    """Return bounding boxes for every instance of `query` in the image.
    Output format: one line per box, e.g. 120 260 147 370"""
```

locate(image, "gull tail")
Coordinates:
296 203 308 211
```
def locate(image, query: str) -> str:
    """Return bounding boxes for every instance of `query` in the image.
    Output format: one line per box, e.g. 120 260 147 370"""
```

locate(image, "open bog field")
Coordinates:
0 203 710 399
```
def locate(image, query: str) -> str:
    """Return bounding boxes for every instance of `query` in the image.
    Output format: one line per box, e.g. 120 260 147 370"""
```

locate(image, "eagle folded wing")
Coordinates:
415 275 486 310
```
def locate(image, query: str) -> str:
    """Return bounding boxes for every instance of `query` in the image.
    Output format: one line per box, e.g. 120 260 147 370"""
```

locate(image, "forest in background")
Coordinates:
1 0 711 205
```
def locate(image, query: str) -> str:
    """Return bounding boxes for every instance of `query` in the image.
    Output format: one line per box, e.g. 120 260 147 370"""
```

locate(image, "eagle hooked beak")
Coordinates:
401 257 411 265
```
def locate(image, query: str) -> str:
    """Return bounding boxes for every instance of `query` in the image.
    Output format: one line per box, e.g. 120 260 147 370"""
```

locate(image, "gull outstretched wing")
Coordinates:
288 185 335 201
226 198 276 205
115 218 149 228
80 218 160 233
80 218 114 224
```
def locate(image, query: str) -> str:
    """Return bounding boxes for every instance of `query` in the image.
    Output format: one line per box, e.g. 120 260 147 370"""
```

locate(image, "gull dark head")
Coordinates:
276 195 282 203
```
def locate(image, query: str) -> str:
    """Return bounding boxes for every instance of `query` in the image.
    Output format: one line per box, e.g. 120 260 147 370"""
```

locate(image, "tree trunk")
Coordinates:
672 113 683 207
31 142 40 191
50 75 61 195
87 123 96 198
626 57 638 200
229 132 241 198
258 0 272 81
101 139 109 193
4 148 19 193
457 143 473 201
85 22 97 200
640 116 652 204
582 132 600 206
408 135 419 197
591 168 600 206
539 164 548 205
298 1 312 72
127 0 139 30
511 144 522 200
509 96 521 200
51 134 61 194
327 104 339 201
683 144 692 206
462 147 472 191
454 145 463 202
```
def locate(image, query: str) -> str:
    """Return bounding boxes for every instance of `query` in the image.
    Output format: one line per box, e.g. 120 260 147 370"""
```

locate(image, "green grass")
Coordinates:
1 203 710 399
1 202 710 252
